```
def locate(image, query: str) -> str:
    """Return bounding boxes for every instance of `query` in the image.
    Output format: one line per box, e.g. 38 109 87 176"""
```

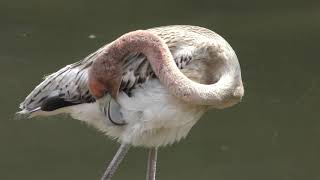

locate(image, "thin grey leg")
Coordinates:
100 143 131 180
146 147 158 180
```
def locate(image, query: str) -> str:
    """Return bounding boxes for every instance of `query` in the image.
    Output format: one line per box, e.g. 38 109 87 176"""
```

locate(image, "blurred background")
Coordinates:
1 0 320 179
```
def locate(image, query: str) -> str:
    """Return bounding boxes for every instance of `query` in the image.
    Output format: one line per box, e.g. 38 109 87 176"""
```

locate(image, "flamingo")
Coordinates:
17 25 244 180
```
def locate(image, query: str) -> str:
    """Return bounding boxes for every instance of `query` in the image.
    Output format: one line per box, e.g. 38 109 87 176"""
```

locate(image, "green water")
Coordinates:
1 0 320 179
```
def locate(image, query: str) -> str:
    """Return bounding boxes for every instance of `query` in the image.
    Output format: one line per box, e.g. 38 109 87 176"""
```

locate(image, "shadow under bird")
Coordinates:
17 25 244 180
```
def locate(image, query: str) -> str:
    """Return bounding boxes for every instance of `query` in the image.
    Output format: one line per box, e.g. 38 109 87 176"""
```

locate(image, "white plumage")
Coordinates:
64 79 206 147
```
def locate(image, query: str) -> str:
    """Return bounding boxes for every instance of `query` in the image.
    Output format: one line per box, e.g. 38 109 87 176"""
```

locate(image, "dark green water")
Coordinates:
1 0 320 179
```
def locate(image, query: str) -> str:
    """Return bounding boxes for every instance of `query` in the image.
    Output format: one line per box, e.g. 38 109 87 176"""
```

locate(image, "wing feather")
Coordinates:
19 26 199 114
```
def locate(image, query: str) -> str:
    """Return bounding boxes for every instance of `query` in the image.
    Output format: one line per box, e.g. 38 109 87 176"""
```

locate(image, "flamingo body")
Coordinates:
18 25 242 147
18 25 243 179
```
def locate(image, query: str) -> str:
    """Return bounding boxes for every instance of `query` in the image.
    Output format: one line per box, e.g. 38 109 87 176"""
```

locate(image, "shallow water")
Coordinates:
1 0 320 179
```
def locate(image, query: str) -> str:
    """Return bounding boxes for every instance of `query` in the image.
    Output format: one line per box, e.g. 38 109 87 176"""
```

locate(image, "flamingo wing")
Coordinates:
19 27 195 116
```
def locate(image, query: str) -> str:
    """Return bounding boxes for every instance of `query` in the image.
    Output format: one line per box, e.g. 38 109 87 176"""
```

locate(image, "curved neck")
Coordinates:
88 30 243 107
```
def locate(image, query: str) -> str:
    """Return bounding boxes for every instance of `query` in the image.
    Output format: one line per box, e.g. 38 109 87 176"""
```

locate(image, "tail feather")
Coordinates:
15 107 41 120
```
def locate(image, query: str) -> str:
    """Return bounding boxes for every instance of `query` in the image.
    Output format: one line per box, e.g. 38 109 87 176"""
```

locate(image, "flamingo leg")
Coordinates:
100 143 131 180
146 147 158 180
